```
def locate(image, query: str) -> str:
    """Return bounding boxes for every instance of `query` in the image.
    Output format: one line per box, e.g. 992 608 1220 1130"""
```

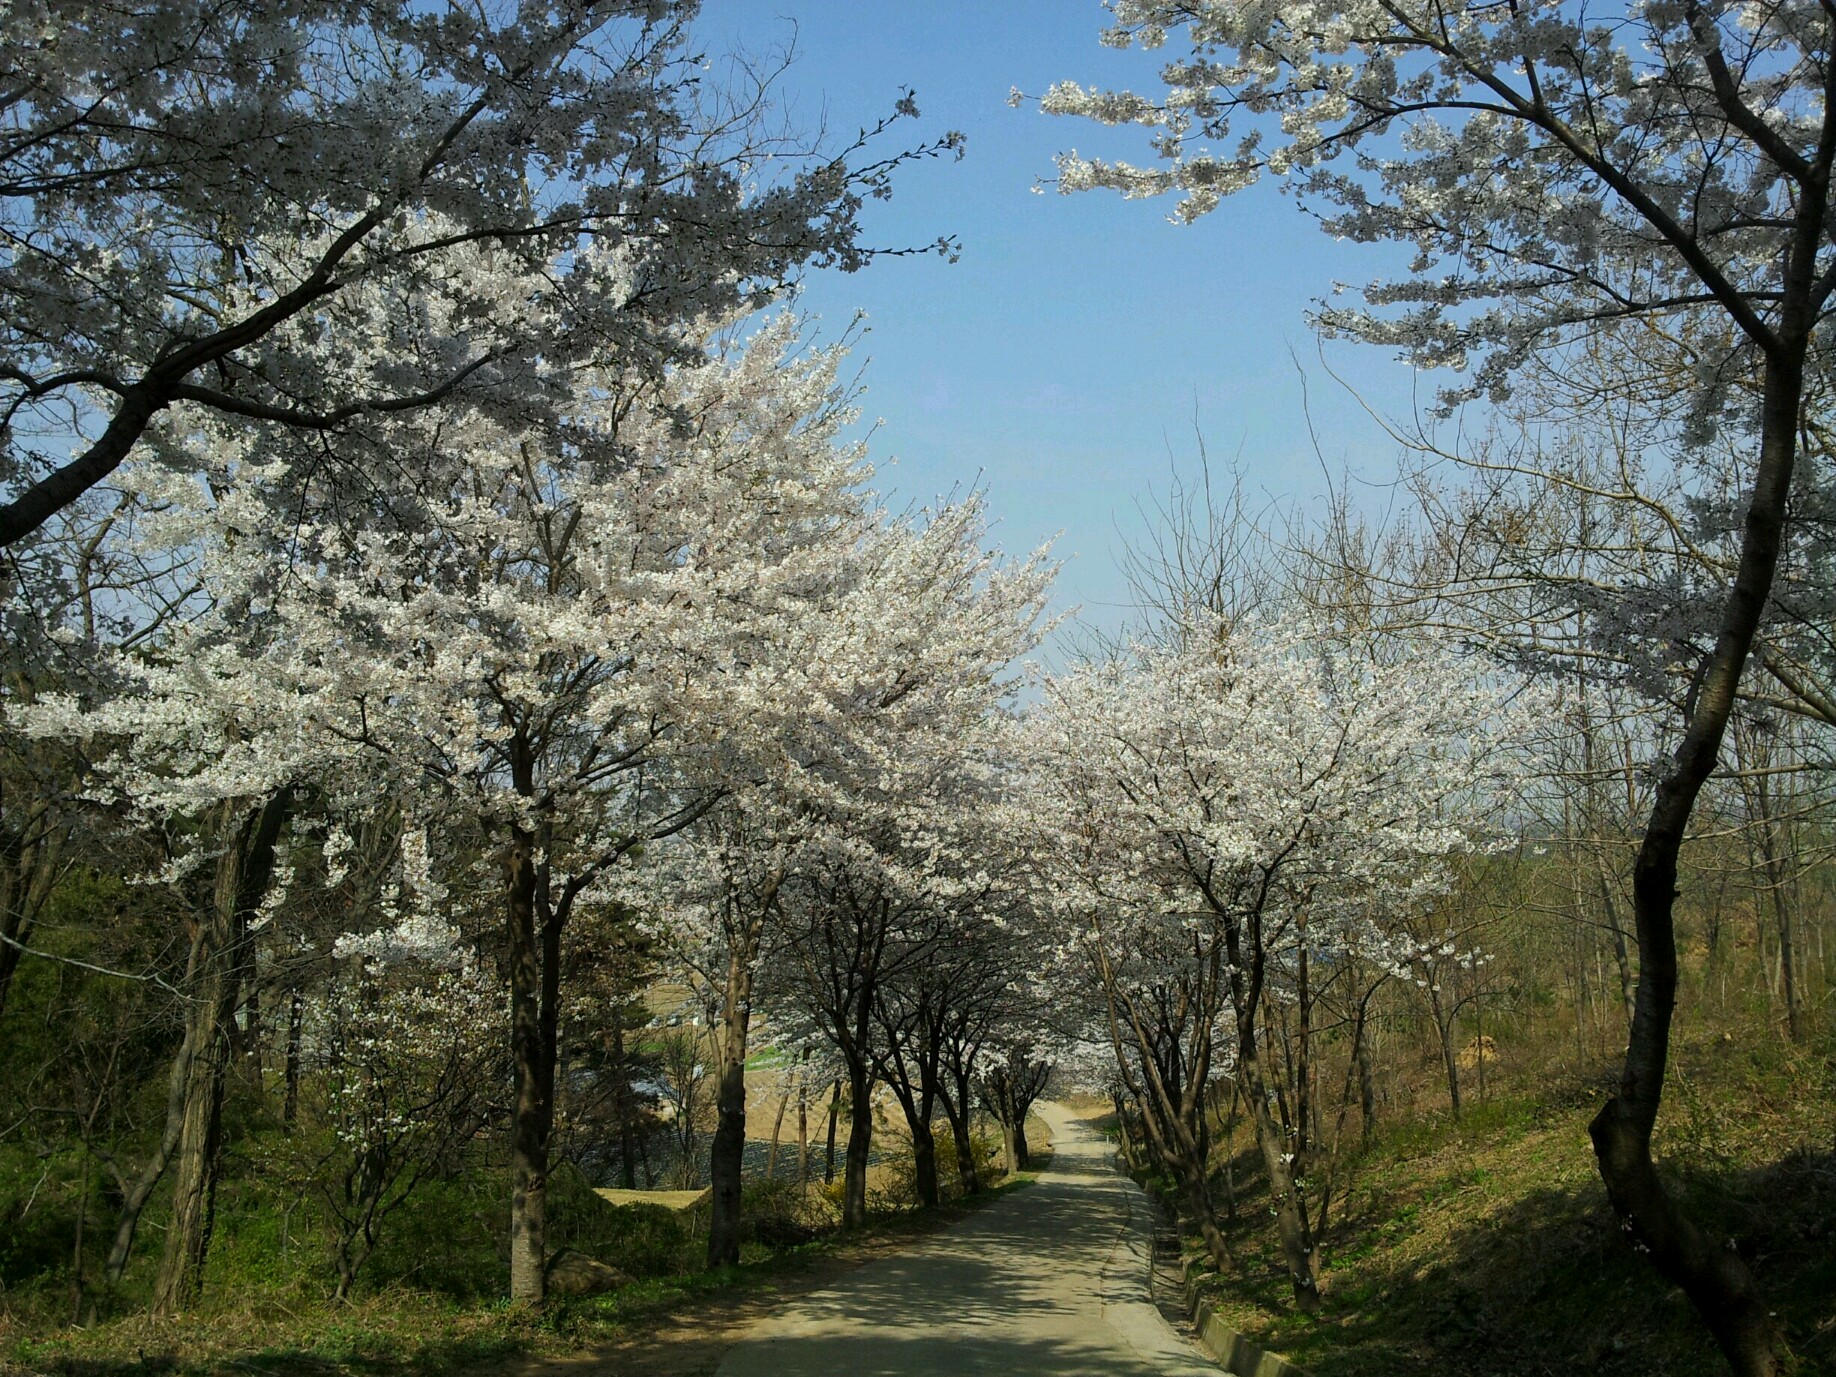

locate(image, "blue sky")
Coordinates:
696 2 1439 647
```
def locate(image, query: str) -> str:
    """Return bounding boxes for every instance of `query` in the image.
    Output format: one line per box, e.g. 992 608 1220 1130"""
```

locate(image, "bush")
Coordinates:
740 1177 820 1249
549 1168 696 1278
355 1163 506 1300
210 1145 701 1304
867 1145 918 1212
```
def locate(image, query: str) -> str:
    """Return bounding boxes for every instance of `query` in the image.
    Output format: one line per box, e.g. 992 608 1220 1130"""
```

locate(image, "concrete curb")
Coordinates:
1183 1282 1313 1377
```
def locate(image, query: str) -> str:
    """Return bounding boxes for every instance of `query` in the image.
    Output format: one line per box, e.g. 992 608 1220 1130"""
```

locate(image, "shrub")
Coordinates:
740 1177 819 1249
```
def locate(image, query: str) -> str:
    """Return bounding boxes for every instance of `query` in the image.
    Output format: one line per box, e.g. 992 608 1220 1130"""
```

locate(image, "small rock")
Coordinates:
544 1248 629 1296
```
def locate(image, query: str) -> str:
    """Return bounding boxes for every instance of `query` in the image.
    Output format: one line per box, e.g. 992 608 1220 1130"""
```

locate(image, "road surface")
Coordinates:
715 1102 1220 1377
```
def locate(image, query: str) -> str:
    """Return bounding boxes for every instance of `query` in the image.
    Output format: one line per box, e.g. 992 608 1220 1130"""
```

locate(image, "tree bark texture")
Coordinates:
505 822 549 1306
706 940 757 1269
940 1075 980 1195
151 791 291 1314
842 1062 873 1229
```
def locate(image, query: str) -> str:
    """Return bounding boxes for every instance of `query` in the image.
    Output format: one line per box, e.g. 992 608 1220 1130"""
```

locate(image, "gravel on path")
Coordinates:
713 1101 1221 1377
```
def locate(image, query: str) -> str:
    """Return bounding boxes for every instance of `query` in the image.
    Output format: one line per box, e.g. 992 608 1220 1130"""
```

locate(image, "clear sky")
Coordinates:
695 2 1440 649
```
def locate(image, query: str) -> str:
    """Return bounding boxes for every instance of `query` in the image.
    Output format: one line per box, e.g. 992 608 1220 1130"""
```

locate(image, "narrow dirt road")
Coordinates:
713 1102 1219 1377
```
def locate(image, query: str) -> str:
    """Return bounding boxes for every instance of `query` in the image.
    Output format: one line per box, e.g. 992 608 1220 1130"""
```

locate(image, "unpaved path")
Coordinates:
714 1102 1219 1377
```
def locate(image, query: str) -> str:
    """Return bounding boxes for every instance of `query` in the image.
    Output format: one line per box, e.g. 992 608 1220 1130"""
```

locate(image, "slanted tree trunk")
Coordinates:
1240 1031 1320 1312
1112 1089 1143 1173
152 791 292 1314
1218 905 1320 1313
106 987 198 1284
1102 1032 1230 1273
1589 341 1803 1376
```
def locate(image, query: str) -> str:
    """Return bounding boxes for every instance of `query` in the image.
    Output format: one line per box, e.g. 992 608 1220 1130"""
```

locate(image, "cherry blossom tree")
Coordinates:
978 1042 1052 1175
24 295 1035 1305
1041 4 1836 1361
1032 617 1527 1309
288 918 504 1300
0 0 962 547
23 271 1057 1305
664 494 1048 1252
869 788 1045 1208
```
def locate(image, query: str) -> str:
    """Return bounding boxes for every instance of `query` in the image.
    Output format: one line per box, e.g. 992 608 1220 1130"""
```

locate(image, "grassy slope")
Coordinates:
1184 1030 1836 1376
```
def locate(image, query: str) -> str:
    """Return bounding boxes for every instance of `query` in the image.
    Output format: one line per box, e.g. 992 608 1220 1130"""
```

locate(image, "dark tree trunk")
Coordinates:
151 792 291 1314
705 1052 749 1266
706 942 757 1269
1588 343 1803 1376
909 1113 939 1208
824 1079 841 1184
505 822 548 1306
842 1063 872 1228
941 1076 979 1195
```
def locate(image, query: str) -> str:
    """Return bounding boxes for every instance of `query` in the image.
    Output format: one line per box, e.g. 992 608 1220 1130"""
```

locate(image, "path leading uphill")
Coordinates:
714 1103 1219 1377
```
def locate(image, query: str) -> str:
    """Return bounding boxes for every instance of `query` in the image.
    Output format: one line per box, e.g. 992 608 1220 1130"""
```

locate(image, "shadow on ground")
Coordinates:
1209 1146 1836 1377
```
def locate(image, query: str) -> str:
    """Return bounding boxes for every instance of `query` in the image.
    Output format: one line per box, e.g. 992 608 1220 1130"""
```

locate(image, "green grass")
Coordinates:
1168 1030 1836 1377
1 1143 1040 1377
